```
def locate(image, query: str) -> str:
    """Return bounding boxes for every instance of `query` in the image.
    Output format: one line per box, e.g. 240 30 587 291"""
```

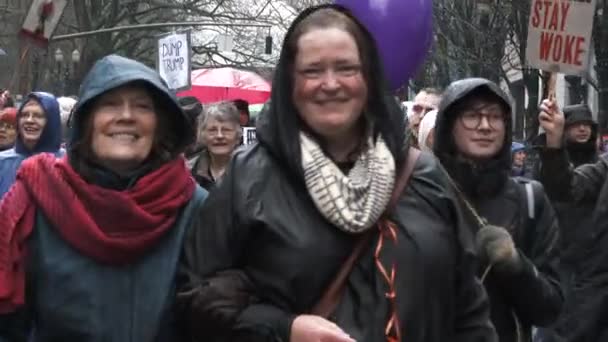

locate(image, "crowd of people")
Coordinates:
0 3 607 342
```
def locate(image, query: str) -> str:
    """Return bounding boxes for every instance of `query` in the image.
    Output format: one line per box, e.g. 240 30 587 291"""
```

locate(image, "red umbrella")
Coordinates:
177 67 271 104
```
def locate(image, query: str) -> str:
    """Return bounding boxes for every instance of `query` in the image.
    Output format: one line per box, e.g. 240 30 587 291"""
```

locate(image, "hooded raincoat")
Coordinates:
176 5 497 342
538 118 608 341
0 55 207 342
433 78 562 342
535 104 600 342
0 92 63 197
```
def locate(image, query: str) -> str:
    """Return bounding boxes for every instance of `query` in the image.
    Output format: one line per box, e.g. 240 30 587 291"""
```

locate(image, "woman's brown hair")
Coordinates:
69 83 181 181
287 8 372 88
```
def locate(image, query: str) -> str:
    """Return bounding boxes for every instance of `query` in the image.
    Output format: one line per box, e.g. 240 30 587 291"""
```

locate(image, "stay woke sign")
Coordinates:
526 0 597 75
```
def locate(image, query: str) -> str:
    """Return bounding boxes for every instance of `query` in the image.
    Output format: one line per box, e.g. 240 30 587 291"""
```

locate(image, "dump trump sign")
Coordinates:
526 0 597 75
156 31 192 91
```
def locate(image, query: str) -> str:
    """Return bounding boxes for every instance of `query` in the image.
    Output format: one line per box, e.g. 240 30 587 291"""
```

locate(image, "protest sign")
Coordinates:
20 0 68 46
157 31 192 91
242 127 257 145
526 0 597 75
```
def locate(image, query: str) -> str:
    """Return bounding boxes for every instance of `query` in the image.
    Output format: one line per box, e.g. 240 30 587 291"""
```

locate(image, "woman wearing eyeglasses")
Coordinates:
188 101 242 191
433 78 563 342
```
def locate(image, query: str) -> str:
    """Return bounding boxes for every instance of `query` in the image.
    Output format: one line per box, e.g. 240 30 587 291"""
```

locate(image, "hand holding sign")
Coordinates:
539 98 565 148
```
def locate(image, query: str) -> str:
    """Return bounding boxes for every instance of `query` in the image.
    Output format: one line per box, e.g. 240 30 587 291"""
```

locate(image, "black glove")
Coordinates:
178 269 259 339
476 225 522 273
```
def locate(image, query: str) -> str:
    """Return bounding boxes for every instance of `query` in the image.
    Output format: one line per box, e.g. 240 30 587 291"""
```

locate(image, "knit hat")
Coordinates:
511 142 525 153
0 108 17 126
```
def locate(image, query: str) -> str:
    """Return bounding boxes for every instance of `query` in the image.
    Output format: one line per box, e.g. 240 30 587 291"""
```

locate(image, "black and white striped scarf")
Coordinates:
301 132 396 233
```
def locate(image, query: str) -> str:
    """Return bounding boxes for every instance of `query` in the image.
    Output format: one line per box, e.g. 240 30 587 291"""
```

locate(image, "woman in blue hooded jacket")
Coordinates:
0 92 64 197
0 54 207 341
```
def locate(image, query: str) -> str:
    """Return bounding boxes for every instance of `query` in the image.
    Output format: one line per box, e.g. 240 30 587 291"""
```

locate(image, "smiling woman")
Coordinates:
188 101 241 191
176 4 497 342
0 92 63 197
0 55 208 341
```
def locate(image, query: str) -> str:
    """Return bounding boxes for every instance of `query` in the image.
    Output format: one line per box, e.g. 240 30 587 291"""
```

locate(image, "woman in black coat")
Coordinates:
176 5 497 342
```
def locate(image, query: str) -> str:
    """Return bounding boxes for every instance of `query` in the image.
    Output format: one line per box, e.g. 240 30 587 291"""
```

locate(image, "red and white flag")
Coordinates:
20 0 68 46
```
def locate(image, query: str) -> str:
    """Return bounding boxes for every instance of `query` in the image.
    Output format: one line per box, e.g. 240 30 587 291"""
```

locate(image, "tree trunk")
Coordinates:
524 69 541 140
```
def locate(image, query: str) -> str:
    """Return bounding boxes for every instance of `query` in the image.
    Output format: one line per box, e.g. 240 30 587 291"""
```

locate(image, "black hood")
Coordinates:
256 4 407 181
563 104 598 165
433 78 513 198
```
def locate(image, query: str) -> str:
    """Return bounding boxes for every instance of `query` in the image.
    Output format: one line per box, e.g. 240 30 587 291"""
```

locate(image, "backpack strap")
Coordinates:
525 182 535 220
514 177 544 253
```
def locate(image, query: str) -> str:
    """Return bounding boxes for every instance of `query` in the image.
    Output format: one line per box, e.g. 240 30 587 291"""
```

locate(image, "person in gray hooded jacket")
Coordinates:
433 78 563 342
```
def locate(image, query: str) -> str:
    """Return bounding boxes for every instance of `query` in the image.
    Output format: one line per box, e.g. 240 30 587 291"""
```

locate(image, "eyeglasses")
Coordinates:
204 126 237 137
459 104 505 130
20 111 46 121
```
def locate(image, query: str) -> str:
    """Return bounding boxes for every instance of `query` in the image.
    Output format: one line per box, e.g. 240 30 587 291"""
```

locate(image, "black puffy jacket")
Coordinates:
434 78 563 342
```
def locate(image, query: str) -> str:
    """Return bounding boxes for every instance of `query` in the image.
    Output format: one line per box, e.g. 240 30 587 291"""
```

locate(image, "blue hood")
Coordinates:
0 92 64 197
15 91 62 155
68 54 194 152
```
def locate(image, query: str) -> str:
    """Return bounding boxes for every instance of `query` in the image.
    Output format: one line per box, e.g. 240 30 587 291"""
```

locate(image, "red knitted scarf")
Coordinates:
0 154 195 313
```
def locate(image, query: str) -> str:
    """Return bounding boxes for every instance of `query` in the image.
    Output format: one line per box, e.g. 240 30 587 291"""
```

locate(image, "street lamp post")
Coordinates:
69 49 80 95
54 48 64 95
53 48 80 96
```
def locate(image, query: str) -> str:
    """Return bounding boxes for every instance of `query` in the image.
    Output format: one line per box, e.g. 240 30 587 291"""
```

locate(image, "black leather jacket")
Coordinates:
176 145 497 342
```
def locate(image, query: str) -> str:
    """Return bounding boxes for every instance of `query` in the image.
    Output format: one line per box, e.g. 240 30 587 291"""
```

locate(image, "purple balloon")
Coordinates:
335 0 433 90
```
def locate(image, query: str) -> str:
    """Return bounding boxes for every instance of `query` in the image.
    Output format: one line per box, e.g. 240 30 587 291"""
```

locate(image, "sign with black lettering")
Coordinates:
526 0 597 75
157 31 192 91
242 127 257 145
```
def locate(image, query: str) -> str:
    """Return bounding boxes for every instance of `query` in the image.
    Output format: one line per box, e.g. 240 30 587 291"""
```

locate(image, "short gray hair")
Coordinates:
197 101 242 142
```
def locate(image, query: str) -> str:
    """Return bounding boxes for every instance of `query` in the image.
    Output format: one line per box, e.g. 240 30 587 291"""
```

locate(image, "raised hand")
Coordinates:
538 98 565 148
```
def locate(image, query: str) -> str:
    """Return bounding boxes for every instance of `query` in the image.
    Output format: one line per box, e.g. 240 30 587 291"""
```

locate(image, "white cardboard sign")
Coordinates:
526 0 597 75
157 31 192 91
20 0 68 45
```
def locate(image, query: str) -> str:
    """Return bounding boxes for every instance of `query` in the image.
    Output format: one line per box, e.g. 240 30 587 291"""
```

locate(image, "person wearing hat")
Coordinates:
0 107 17 151
511 142 531 178
561 104 598 167
533 104 601 341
